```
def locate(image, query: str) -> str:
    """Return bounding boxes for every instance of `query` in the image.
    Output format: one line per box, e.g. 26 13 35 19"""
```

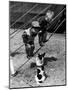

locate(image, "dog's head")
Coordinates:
38 52 45 60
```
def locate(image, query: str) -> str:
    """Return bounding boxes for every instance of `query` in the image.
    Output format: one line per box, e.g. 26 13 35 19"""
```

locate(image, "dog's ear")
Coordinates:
42 52 45 57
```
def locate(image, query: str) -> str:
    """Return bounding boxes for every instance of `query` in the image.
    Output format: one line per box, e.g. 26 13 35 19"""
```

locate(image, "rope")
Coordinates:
51 8 65 22
48 18 66 41
47 8 65 30
13 44 25 53
10 4 38 29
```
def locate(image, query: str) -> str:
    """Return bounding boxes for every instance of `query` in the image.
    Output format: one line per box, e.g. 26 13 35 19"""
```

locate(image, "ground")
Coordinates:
9 29 66 88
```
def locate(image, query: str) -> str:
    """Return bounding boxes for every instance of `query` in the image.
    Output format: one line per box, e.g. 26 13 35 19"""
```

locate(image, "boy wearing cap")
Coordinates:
38 10 54 46
22 27 36 58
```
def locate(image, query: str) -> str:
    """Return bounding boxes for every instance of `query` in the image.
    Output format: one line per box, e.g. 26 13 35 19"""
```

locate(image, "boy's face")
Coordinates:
45 11 54 21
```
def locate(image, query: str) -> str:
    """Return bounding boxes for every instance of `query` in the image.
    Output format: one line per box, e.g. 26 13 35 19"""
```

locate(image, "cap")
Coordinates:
32 21 40 27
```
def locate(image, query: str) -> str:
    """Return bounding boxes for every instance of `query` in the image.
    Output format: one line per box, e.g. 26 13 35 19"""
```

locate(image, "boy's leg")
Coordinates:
38 33 44 46
30 44 35 56
43 31 48 43
25 44 30 58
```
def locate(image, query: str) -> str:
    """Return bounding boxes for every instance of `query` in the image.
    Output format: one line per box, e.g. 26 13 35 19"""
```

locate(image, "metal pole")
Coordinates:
48 18 65 41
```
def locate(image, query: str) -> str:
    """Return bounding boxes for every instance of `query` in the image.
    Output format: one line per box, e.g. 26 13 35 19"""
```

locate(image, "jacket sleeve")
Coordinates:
22 32 28 44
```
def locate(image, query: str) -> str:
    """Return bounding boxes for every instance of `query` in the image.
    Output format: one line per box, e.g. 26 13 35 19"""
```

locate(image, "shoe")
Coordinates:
39 43 44 47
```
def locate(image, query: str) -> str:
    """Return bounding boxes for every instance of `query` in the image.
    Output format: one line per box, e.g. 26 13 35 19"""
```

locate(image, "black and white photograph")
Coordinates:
9 1 66 89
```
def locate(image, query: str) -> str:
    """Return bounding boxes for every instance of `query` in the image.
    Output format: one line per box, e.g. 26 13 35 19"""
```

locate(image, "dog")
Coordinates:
35 52 47 84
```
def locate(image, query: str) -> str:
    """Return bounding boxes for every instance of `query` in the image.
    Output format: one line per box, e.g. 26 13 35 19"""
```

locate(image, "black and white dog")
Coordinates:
35 52 47 84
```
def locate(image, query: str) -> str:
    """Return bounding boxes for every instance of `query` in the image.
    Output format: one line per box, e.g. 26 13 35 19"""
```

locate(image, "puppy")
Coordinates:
35 52 47 84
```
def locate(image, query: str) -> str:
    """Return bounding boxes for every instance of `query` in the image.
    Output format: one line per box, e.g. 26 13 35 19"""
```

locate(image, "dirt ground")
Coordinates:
9 29 66 88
